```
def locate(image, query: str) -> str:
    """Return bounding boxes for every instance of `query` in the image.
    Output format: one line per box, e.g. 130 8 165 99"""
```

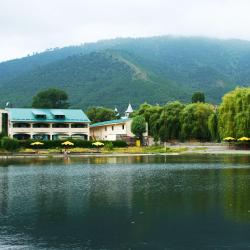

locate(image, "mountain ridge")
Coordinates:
0 36 249 109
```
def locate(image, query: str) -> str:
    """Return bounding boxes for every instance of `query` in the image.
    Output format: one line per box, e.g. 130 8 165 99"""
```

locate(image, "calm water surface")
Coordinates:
0 155 250 249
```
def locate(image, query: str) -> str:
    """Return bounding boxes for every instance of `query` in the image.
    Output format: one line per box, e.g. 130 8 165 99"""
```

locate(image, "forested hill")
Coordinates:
0 36 249 109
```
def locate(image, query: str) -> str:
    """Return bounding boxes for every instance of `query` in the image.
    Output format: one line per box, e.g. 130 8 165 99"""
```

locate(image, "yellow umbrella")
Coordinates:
223 137 236 141
31 141 44 146
61 141 74 146
92 141 104 147
238 137 250 141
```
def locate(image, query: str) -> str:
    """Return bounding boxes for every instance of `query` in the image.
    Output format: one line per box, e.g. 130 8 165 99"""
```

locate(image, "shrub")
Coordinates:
111 140 128 147
1 137 20 151
104 142 114 151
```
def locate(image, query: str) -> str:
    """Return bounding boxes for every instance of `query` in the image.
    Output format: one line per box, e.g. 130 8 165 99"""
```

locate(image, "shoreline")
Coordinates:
0 147 249 159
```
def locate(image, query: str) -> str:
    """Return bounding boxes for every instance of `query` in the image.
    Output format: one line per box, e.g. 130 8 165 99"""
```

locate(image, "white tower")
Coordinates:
124 103 133 118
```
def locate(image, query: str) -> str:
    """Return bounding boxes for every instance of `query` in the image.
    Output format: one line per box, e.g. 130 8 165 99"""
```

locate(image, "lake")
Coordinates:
0 154 250 249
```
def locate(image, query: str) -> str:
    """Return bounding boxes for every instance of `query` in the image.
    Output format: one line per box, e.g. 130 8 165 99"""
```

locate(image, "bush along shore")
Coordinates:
0 138 249 156
0 137 189 155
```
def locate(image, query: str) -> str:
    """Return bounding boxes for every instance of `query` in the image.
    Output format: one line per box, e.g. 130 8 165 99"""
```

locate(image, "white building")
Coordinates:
90 118 148 141
0 108 90 140
90 103 148 142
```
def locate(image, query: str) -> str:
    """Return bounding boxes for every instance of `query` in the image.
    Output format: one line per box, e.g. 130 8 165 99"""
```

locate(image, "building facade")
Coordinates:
0 108 90 140
90 118 148 142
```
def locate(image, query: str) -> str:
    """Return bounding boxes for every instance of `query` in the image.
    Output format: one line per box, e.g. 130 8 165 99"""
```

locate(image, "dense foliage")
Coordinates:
1 37 249 108
132 87 249 142
192 92 205 103
86 106 119 123
218 87 250 138
32 88 69 108
1 137 20 151
131 116 146 140
180 103 214 141
159 102 185 142
208 112 219 141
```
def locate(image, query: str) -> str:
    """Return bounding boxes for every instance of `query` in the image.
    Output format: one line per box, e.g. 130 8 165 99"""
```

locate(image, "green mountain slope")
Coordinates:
0 36 250 109
0 51 186 109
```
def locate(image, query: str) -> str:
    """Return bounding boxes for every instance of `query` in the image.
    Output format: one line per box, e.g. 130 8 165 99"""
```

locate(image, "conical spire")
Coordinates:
125 103 133 117
114 106 119 117
125 103 133 113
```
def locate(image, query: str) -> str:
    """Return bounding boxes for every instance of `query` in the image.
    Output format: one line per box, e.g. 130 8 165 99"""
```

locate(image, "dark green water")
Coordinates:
0 155 250 249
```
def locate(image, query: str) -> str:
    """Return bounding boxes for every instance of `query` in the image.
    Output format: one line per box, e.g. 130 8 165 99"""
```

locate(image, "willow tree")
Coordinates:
208 112 219 142
159 101 185 142
180 103 214 141
135 103 163 141
218 87 250 138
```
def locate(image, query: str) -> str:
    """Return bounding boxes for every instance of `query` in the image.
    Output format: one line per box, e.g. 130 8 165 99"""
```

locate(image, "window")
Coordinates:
112 126 114 131
32 111 46 119
52 123 69 128
35 114 46 119
71 123 88 128
13 123 31 128
122 124 125 130
33 123 50 128
54 115 65 120
105 126 107 131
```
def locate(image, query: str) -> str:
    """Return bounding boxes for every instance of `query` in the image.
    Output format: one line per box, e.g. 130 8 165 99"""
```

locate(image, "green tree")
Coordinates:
32 88 69 108
218 87 250 138
180 103 214 141
135 103 162 142
131 116 146 141
208 112 219 141
159 101 185 142
87 106 119 123
192 92 205 103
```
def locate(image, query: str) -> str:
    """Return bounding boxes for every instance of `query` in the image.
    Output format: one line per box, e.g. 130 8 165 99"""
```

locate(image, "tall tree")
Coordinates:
87 107 119 124
192 92 205 103
218 87 250 138
180 103 214 141
208 112 219 141
159 101 185 142
134 103 162 141
131 116 146 141
32 88 69 108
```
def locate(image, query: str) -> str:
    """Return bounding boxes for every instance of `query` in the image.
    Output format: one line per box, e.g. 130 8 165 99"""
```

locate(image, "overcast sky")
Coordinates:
1 0 250 62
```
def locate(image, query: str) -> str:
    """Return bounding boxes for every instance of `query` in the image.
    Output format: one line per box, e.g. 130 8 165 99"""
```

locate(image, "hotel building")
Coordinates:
0 108 90 140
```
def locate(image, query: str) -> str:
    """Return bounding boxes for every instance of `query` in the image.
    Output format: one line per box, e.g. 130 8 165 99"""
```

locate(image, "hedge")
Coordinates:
1 137 20 151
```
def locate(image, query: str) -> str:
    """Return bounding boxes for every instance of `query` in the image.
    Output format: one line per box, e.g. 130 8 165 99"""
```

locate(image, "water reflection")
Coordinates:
0 154 249 166
0 155 249 249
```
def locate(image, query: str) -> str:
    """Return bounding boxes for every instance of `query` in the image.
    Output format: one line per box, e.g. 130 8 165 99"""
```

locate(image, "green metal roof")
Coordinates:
7 108 90 123
90 118 129 128
32 110 46 115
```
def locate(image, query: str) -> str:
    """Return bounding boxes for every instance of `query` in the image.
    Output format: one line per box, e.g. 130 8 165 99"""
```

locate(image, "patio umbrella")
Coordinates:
92 141 104 147
223 137 236 141
31 141 44 146
223 137 236 149
61 141 74 146
237 137 250 141
30 141 44 153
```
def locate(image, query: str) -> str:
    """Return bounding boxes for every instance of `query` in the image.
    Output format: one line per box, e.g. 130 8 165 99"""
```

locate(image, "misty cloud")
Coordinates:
1 0 250 61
